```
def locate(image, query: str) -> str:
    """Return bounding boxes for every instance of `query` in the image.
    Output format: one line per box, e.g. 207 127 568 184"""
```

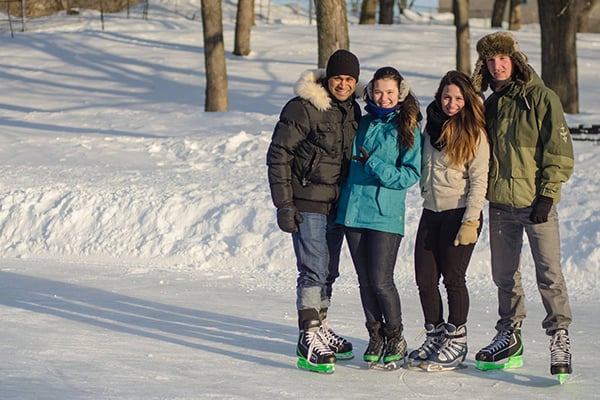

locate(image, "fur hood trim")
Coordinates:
294 69 331 112
294 69 364 112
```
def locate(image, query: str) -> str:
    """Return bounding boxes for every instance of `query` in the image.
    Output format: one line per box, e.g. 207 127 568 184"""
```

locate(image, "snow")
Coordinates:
0 1 599 398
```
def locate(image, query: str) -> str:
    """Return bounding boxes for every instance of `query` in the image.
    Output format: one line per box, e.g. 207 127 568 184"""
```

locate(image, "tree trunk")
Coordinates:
537 0 581 114
379 0 394 24
315 0 350 68
360 0 377 24
202 0 229 111
234 0 253 56
578 0 598 32
454 0 471 75
508 0 522 30
491 0 508 28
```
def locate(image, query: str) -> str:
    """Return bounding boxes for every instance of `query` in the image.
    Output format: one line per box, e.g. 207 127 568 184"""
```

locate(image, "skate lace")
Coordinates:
319 323 346 347
550 330 571 365
306 330 332 358
481 330 511 354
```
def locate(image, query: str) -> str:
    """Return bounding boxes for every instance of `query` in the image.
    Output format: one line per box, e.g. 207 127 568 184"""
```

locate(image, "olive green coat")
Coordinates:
484 68 574 207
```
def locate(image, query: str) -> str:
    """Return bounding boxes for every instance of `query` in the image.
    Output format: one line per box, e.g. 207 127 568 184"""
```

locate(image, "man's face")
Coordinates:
327 75 357 102
485 55 513 81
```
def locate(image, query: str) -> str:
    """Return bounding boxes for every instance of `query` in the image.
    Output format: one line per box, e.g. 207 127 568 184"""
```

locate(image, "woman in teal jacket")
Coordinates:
336 66 421 369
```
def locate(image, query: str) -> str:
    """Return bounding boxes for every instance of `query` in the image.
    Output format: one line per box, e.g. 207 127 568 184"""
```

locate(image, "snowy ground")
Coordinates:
0 1 599 399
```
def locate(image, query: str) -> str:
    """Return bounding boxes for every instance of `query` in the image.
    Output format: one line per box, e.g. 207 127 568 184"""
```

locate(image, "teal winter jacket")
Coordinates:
336 111 421 235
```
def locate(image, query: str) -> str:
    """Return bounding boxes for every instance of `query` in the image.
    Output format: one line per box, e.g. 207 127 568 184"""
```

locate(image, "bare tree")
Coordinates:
538 0 584 114
234 0 253 56
379 0 394 24
491 0 508 27
454 0 471 75
315 0 350 68
508 0 522 30
202 0 228 111
360 0 377 24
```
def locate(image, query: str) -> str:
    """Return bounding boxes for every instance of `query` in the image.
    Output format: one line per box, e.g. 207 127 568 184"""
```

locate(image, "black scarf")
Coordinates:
425 101 449 151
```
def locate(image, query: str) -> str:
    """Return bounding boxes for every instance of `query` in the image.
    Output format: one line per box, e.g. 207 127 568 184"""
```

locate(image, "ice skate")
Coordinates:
381 326 407 370
425 324 467 372
296 320 336 374
407 323 444 368
550 329 572 384
475 328 523 371
363 322 385 364
319 320 354 360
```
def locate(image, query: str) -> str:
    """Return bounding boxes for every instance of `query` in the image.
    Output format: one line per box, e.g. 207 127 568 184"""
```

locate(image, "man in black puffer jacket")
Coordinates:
266 49 361 373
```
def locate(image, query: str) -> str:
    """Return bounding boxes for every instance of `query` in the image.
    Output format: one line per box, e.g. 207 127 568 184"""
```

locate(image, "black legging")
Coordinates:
345 227 403 330
413 208 481 327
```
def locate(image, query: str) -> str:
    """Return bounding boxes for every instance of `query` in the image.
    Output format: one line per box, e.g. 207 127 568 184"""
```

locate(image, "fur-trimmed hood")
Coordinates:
294 69 364 112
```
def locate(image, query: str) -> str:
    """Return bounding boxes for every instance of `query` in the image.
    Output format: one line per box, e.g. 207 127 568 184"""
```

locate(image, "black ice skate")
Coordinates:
550 329 572 384
296 320 336 374
475 328 523 371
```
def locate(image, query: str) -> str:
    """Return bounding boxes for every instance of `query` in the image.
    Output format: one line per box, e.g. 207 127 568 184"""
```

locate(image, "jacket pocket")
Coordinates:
376 186 404 217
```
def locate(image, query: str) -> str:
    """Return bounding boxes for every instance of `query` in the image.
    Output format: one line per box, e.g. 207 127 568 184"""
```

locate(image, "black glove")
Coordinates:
530 195 553 224
276 206 304 233
352 146 370 164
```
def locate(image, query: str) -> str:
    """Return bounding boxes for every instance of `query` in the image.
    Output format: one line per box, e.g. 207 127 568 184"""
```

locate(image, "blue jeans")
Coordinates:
292 212 344 312
489 203 572 335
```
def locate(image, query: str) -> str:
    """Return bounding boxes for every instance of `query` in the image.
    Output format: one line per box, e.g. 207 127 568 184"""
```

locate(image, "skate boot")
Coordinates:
407 323 445 368
296 319 336 374
425 323 467 371
381 326 407 370
475 328 523 371
319 320 354 360
363 321 385 364
318 308 354 360
550 329 572 384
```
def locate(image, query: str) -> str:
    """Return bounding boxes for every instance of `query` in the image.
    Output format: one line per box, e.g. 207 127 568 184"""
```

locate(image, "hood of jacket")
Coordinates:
294 69 331 112
294 69 364 112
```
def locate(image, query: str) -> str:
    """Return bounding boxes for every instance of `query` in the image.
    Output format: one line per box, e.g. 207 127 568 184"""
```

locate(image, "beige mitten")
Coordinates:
453 220 480 246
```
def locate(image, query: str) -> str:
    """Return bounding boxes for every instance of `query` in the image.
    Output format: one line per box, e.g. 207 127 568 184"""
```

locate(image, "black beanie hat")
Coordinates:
326 49 360 81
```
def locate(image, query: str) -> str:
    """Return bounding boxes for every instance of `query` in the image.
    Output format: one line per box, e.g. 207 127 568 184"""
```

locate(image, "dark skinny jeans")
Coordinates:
413 208 481 327
345 227 403 331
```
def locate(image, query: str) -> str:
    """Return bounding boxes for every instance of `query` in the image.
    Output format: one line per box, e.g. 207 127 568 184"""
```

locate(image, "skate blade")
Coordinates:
368 360 403 371
476 355 523 371
556 373 568 384
297 357 335 374
422 362 466 372
406 359 426 370
335 351 355 360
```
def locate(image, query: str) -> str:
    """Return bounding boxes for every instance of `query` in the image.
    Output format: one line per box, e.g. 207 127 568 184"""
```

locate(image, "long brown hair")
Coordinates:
364 67 420 149
434 70 486 166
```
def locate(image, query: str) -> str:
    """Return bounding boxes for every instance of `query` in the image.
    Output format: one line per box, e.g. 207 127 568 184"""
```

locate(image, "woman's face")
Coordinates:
372 78 399 108
440 83 465 117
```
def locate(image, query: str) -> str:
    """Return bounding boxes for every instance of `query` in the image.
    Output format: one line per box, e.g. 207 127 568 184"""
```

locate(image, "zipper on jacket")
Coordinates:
302 151 319 187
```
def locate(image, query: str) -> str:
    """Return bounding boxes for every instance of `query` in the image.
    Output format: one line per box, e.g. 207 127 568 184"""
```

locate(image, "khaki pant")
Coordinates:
489 203 572 335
